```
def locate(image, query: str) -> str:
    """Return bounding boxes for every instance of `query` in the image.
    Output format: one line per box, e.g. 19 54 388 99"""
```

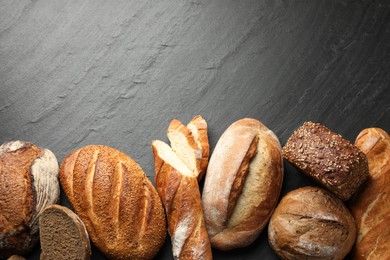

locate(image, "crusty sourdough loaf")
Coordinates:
0 141 60 258
268 186 356 260
202 118 283 250
59 145 166 260
283 122 369 201
152 140 212 260
350 128 390 259
40 204 91 260
167 115 209 181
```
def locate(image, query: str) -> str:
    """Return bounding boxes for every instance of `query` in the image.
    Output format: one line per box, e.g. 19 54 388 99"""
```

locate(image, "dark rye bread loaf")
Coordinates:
283 122 369 201
39 205 91 260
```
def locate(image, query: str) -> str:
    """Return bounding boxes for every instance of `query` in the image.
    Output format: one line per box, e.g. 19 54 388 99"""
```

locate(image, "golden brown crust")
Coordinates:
152 141 212 260
350 128 390 260
268 187 356 260
283 122 369 201
202 118 283 250
60 145 166 260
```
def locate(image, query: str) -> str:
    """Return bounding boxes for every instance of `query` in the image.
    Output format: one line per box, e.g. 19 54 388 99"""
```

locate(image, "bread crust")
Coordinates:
283 122 369 201
39 204 91 260
0 141 59 258
152 140 212 260
59 145 166 260
202 118 283 250
350 128 390 259
268 186 356 260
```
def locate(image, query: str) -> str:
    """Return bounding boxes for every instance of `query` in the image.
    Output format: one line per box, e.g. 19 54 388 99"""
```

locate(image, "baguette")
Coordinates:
152 140 212 260
60 145 166 260
350 128 390 259
202 118 283 250
0 141 59 258
39 204 91 260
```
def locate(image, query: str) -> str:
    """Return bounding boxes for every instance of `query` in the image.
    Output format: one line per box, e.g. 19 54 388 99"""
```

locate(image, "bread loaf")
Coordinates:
40 204 91 260
59 145 166 260
202 118 283 250
283 122 369 201
167 115 209 181
268 186 356 260
0 141 59 258
152 140 212 259
350 128 390 259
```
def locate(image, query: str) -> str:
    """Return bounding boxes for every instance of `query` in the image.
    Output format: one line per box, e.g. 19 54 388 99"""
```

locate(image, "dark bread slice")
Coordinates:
283 121 369 201
39 205 91 260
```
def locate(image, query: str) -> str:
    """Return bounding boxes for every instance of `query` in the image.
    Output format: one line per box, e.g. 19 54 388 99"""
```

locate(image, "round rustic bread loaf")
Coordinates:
268 186 356 260
0 141 60 258
60 145 166 259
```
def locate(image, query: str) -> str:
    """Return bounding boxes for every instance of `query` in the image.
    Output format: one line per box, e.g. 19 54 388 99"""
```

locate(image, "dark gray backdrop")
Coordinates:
1 0 389 259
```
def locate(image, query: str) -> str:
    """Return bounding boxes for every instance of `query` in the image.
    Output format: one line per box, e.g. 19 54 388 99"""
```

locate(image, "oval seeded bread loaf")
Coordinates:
40 204 91 260
59 145 166 260
0 141 60 258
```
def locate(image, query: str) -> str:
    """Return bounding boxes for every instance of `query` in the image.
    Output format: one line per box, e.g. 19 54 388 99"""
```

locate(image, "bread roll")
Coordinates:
0 141 59 258
202 118 283 250
40 204 91 260
167 115 209 181
268 186 356 260
60 145 166 260
152 140 212 259
350 128 390 259
283 122 369 201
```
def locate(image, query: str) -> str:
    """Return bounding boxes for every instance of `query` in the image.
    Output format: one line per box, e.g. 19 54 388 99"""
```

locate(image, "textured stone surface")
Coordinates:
0 0 389 258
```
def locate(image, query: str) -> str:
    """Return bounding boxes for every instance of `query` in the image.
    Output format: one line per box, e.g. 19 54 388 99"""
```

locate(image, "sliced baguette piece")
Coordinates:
187 115 210 180
167 119 202 179
39 204 91 260
152 140 212 260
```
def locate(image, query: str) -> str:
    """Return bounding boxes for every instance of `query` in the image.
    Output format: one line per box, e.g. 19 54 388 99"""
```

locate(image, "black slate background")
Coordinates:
1 0 389 259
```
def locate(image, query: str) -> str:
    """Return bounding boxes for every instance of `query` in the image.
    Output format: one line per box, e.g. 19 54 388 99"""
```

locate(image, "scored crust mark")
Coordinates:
137 181 152 243
227 135 259 220
110 162 125 234
85 149 99 222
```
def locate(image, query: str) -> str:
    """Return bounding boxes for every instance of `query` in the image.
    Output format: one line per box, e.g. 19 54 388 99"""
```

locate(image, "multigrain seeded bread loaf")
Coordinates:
40 205 91 260
152 140 212 260
268 186 356 260
202 118 283 250
283 122 369 201
0 141 60 258
350 128 390 259
60 145 166 260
